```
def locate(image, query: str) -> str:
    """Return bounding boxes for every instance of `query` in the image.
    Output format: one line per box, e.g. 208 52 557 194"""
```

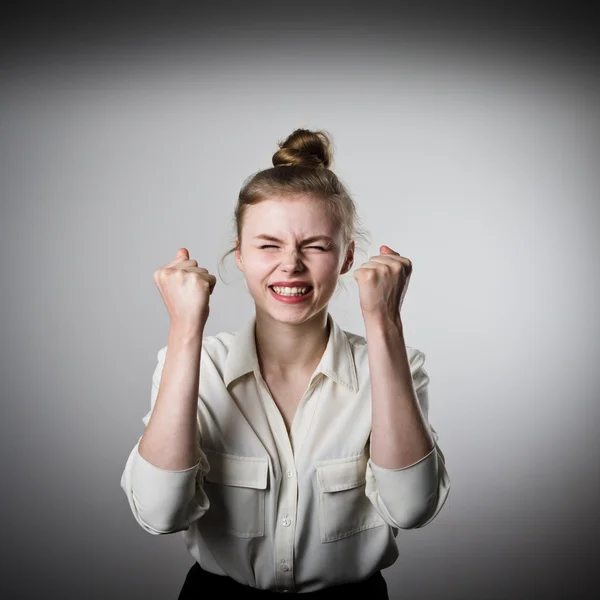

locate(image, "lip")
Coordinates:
269 286 314 304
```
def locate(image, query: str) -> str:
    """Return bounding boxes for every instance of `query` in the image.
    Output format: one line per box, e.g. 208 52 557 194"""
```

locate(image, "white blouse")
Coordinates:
120 311 451 593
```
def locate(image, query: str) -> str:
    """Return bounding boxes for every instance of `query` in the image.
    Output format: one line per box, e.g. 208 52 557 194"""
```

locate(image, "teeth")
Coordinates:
272 286 311 296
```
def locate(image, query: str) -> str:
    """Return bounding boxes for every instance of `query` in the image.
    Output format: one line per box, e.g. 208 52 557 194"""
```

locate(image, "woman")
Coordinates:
120 128 451 598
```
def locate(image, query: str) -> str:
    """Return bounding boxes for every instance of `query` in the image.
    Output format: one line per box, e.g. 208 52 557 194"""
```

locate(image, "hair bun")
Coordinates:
272 128 333 169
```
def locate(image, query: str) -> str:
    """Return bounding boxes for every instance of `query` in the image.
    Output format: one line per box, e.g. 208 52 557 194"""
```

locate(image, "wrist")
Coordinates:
168 325 204 346
363 312 403 334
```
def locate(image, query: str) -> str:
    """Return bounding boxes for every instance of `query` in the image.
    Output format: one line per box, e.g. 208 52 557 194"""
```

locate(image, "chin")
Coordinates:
260 303 316 322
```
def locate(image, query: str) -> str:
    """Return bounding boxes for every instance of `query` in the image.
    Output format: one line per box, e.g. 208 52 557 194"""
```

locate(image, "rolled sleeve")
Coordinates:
366 438 450 529
120 442 210 535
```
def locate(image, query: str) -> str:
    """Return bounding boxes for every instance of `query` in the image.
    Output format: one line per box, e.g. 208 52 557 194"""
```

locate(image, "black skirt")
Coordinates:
178 561 389 598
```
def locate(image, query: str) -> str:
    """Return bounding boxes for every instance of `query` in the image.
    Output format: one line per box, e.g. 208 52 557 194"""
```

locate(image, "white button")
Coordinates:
280 564 290 572
286 470 293 478
282 517 291 526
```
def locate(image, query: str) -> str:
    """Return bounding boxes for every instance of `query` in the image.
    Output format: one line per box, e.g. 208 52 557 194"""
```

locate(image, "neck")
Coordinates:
254 308 330 380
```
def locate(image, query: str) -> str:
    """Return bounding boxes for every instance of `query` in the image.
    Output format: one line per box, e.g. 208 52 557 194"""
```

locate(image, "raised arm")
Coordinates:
120 247 217 534
120 334 211 535
364 320 451 529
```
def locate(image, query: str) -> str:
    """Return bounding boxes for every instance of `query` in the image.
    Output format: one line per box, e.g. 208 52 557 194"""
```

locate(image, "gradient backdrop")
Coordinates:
1 3 599 599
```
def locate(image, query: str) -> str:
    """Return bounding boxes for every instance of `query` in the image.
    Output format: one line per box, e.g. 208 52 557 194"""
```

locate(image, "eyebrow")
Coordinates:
253 234 335 244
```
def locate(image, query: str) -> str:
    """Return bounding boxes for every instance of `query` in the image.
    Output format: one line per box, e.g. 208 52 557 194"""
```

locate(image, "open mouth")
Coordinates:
268 286 314 298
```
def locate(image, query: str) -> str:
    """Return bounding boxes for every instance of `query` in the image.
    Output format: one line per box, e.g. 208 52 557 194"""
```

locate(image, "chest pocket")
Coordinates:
203 449 269 538
316 454 386 543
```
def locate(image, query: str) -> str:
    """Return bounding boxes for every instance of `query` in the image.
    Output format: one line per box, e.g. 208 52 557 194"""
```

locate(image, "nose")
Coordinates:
280 249 304 273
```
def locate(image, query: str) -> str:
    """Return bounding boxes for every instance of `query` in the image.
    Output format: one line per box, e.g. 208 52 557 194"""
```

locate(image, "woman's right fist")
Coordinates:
153 248 217 334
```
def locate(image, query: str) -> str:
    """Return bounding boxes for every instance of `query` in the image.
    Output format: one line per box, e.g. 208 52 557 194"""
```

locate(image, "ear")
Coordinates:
340 240 355 275
234 238 244 273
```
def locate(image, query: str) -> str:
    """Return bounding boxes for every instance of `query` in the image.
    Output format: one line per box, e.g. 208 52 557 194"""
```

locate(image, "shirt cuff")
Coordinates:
370 444 436 472
130 448 202 533
366 446 440 529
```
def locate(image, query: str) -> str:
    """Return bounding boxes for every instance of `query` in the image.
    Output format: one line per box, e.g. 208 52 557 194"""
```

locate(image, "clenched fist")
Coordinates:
153 248 217 335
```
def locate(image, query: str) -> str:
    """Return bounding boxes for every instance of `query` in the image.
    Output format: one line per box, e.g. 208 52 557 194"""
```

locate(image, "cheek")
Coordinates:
322 258 343 277
247 253 272 269
244 266 268 288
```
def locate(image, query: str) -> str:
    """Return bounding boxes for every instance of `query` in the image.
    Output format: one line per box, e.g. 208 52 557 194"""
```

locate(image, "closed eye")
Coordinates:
259 245 328 251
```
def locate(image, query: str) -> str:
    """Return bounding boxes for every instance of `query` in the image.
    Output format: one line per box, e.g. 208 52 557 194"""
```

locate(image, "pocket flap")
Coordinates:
316 455 367 493
204 449 269 489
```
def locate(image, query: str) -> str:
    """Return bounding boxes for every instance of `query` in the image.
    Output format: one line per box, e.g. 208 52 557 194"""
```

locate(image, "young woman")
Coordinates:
120 128 451 598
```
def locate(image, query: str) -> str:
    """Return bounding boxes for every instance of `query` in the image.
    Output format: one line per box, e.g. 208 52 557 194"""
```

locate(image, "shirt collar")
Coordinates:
223 312 359 393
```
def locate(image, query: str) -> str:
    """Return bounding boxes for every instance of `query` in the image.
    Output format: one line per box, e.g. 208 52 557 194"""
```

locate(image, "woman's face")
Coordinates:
235 194 354 323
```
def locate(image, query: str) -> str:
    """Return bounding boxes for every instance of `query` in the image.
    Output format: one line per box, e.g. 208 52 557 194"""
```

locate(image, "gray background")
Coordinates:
1 3 598 599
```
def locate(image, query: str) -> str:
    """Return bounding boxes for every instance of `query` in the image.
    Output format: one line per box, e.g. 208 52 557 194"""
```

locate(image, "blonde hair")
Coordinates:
218 128 371 295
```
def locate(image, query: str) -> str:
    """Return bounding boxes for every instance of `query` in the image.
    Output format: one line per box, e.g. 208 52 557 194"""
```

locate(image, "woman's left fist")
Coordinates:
353 244 412 323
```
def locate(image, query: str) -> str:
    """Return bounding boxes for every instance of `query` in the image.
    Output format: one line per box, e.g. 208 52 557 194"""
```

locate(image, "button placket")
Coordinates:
274 464 296 590
255 372 304 592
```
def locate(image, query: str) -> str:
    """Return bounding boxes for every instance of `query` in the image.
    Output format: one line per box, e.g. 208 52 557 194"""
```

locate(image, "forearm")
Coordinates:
138 327 203 471
365 315 434 469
